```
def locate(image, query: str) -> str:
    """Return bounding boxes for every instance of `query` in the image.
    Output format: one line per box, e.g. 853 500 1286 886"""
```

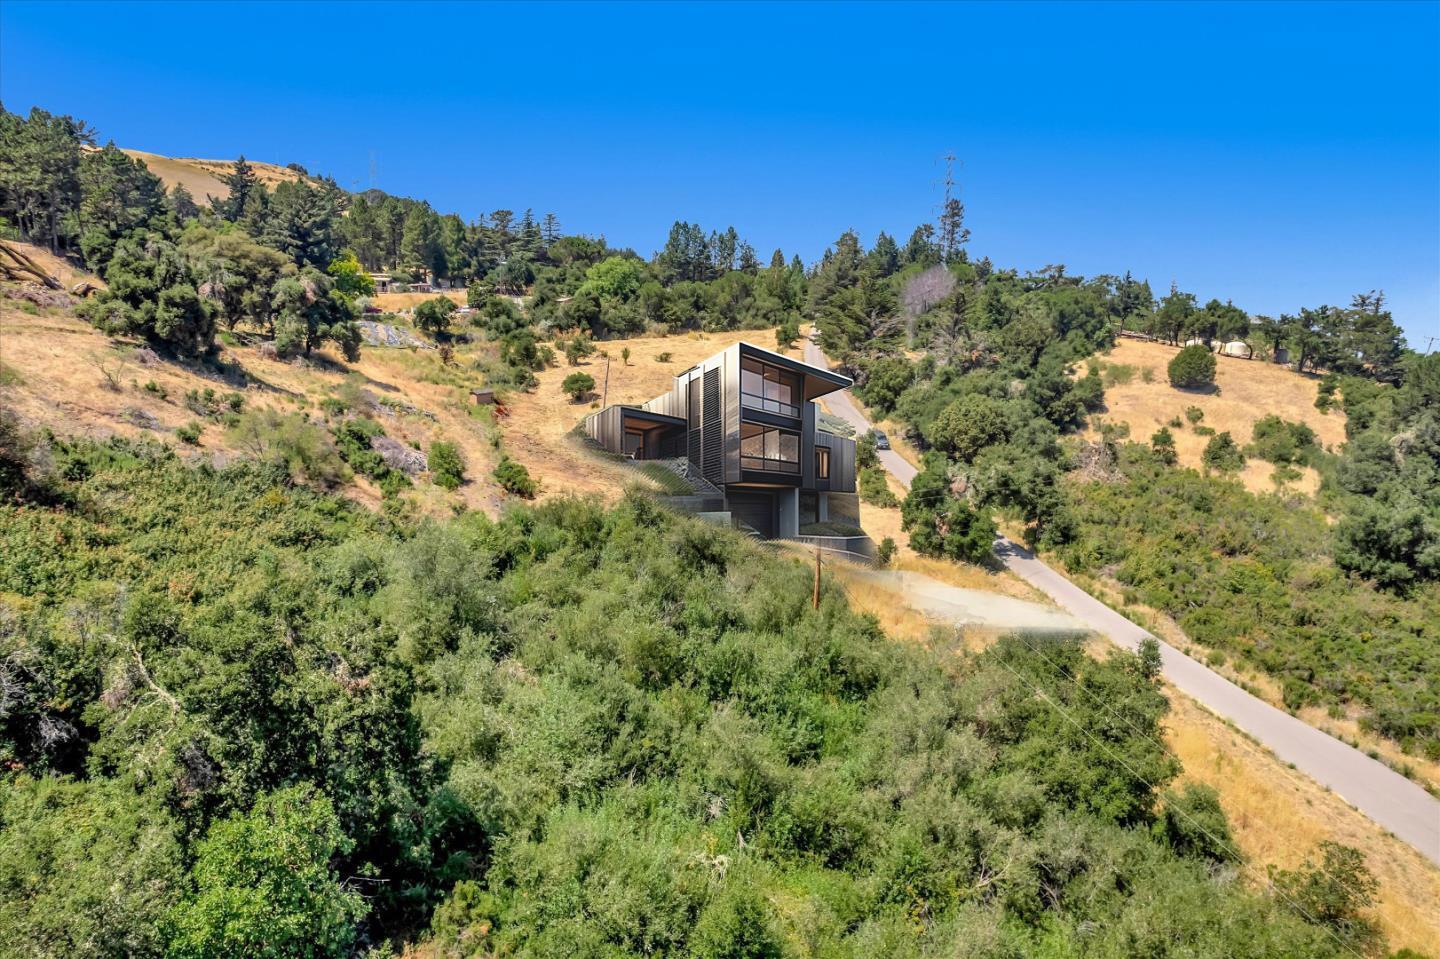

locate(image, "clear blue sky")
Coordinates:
4 1 1437 344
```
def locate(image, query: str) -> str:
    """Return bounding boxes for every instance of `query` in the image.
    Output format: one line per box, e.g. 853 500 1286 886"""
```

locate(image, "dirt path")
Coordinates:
847 568 1086 634
804 336 1440 868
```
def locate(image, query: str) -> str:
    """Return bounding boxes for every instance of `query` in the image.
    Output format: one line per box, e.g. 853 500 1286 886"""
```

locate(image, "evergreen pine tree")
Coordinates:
213 156 260 222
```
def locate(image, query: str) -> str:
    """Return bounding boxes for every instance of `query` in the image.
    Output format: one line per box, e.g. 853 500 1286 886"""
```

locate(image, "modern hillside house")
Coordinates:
583 342 860 539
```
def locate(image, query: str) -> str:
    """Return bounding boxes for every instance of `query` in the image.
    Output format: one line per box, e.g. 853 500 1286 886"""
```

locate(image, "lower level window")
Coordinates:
740 422 800 473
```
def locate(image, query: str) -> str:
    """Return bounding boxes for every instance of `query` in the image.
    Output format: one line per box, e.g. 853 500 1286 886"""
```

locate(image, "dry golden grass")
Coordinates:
1165 693 1440 954
1088 339 1347 496
823 559 979 650
116 149 309 203
0 302 505 516
889 552 1048 603
371 290 470 312
3 240 103 290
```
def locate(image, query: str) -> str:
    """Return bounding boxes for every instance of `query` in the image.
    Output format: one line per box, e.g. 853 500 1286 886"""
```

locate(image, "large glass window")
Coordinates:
740 357 801 417
740 422 800 473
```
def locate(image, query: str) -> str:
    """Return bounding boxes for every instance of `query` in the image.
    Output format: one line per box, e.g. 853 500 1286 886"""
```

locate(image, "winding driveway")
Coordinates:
805 337 1440 867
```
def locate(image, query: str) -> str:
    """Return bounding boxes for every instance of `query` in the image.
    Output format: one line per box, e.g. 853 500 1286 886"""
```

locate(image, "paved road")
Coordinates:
807 338 1440 867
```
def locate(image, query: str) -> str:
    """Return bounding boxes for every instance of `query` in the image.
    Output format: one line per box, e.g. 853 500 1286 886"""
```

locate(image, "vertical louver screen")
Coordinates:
687 377 701 472
702 368 722 485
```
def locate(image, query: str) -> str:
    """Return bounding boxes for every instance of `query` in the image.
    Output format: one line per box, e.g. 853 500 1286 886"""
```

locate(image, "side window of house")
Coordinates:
816 447 830 479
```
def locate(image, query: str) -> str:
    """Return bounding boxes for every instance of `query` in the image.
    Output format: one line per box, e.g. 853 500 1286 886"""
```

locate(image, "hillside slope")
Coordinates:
1087 338 1346 495
116 148 311 202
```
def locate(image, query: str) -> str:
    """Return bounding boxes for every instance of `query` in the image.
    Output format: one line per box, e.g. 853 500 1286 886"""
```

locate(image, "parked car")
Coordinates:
871 429 890 450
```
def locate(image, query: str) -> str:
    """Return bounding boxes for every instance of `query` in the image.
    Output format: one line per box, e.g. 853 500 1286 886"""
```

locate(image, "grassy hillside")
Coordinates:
116 148 311 203
1085 338 1346 496
0 254 751 515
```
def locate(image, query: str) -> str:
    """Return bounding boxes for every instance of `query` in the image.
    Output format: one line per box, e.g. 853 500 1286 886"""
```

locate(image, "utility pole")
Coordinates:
602 354 611 407
813 545 821 610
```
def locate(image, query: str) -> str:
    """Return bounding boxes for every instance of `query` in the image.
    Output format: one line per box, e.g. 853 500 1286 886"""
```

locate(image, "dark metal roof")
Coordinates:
736 341 852 399
618 406 685 427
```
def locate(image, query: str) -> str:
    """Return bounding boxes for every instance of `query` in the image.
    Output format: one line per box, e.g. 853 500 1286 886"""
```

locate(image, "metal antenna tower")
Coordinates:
938 152 958 261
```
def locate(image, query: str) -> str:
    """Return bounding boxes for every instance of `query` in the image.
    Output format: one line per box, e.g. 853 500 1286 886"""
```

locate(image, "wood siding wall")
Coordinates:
582 405 625 454
814 431 857 494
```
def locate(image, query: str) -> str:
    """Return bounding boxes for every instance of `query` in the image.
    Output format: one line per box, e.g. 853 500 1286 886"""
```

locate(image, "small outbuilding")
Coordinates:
1220 341 1253 358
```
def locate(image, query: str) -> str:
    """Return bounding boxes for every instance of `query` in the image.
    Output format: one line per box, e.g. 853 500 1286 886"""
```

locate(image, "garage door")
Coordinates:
727 491 775 538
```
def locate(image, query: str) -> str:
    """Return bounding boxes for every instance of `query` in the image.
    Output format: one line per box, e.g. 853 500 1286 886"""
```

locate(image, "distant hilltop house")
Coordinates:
368 270 452 294
584 342 860 540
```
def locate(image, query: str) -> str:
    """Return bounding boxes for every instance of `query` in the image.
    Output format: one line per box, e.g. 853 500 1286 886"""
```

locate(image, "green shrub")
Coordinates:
166 786 365 959
227 408 349 487
903 474 997 563
1271 842 1381 953
655 351 673 363
1153 783 1239 864
414 296 457 337
184 388 245 422
0 439 1367 958
856 432 878 469
142 380 168 400
331 416 411 496
492 455 536 497
564 335 595 366
1184 406 1205 424
1249 414 1317 465
561 371 595 402
930 394 1008 460
1270 463 1303 487
175 421 203 446
1073 365 1106 413
1168 345 1217 389
1150 427 1177 465
1102 362 1137 386
0 776 182 958
427 441 466 490
876 536 897 566
858 466 897 507
1201 431 1245 473
775 317 800 351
